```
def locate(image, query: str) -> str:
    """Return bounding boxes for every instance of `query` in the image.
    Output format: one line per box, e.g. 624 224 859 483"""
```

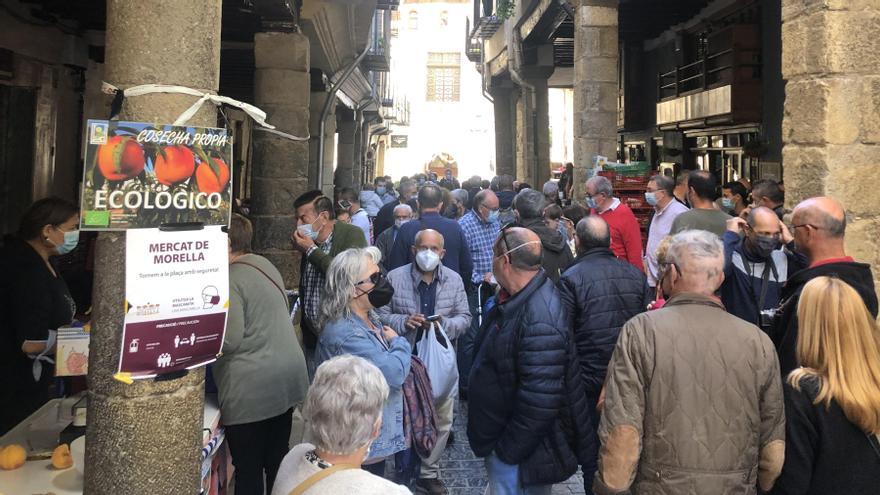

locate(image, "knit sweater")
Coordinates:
594 201 644 271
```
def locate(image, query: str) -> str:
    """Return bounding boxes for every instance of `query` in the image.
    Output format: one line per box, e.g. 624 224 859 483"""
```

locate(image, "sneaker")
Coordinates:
415 478 448 495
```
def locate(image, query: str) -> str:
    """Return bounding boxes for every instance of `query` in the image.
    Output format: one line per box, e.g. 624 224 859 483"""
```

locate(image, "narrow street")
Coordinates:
438 402 586 495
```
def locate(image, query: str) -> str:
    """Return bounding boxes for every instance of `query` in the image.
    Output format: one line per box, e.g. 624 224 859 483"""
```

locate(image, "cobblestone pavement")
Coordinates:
435 401 586 495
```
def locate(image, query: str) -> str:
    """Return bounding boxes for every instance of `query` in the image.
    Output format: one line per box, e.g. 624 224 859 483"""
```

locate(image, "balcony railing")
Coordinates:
363 11 391 72
657 25 761 101
465 18 482 62
376 0 399 11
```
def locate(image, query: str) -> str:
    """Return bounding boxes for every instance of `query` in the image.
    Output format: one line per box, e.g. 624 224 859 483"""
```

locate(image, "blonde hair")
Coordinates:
791 276 880 434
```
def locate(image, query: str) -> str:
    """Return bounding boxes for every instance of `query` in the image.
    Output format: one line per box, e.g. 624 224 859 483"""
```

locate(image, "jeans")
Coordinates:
484 452 552 495
224 408 293 495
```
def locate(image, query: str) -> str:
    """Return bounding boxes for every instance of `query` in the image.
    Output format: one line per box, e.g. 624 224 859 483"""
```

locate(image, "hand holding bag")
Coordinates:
416 322 459 401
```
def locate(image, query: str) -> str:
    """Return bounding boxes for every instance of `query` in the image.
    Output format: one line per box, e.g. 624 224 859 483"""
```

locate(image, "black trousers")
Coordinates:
225 408 293 495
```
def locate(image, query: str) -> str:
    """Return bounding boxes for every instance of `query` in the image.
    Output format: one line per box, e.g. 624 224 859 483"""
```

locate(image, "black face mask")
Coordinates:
748 235 781 259
364 276 394 308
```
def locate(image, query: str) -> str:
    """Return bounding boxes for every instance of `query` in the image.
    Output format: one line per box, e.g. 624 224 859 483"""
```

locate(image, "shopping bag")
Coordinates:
416 322 459 401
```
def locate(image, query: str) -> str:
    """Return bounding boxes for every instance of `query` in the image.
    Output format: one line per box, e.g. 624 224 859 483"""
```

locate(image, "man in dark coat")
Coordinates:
513 188 574 282
558 216 650 494
468 227 596 493
373 179 418 238
771 196 878 376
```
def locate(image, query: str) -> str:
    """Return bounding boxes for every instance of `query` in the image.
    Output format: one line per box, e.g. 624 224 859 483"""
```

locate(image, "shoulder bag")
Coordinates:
287 463 360 495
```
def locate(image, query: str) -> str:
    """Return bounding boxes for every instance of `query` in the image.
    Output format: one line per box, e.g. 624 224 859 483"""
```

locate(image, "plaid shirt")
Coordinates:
301 233 333 324
458 210 500 284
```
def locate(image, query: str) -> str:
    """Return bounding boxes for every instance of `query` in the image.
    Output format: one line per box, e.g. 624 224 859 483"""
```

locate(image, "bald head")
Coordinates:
575 216 611 253
474 189 499 211
792 197 846 238
747 206 780 233
414 228 445 249
496 227 542 270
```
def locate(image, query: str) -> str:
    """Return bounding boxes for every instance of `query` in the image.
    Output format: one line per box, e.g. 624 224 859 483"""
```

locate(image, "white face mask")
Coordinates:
415 249 441 272
394 218 410 229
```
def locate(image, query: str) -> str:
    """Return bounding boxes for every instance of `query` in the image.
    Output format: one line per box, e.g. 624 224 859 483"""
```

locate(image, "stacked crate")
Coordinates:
598 162 654 247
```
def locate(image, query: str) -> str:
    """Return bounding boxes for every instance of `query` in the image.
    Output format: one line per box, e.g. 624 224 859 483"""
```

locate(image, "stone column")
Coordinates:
336 113 358 189
526 74 551 186
85 2 220 493
251 30 311 288
573 0 618 197
491 86 516 177
781 0 880 290
514 89 534 185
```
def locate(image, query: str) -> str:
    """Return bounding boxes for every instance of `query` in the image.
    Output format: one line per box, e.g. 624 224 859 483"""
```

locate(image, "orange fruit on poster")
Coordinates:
195 157 230 194
51 444 73 469
0 444 26 470
154 145 196 186
97 136 145 181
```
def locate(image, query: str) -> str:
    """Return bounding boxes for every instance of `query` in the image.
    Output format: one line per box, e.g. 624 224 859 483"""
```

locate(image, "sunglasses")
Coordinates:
355 271 383 287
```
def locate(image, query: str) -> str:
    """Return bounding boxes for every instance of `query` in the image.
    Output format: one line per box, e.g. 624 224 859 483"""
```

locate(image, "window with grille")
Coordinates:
426 52 460 102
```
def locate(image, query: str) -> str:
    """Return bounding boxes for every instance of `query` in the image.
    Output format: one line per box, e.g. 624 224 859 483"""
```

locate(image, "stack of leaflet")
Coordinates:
56 323 90 376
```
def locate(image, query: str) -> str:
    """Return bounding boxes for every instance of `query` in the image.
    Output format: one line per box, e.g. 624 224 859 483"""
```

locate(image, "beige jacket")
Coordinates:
594 293 785 495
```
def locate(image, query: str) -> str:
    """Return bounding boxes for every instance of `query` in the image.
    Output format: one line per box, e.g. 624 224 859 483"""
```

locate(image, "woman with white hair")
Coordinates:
315 247 412 478
271 355 412 494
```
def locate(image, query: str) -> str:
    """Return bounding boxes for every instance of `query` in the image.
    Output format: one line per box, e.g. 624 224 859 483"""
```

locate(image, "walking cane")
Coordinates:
476 281 486 327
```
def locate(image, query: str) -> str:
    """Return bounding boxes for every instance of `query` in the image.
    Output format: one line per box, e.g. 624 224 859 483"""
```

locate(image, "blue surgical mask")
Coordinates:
721 197 735 210
297 223 318 240
487 210 500 224
56 229 80 255
585 197 597 210
644 192 658 207
376 186 386 195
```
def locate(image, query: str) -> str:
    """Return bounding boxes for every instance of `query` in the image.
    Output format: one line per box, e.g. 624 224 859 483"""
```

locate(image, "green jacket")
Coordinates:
301 220 368 275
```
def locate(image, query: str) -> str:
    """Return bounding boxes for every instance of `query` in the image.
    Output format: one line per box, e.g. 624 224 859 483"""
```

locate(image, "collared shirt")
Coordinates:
351 209 371 244
301 233 333 324
458 209 500 284
645 199 689 286
418 277 439 317
596 197 621 214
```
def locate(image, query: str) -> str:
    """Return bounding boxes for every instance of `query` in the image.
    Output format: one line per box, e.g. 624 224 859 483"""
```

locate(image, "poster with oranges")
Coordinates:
80 119 232 230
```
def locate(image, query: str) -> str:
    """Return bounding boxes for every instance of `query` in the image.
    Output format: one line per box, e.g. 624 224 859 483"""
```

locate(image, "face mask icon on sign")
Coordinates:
202 286 221 309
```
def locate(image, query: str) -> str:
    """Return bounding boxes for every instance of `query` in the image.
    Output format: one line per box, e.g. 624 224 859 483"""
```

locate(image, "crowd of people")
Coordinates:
2 167 879 495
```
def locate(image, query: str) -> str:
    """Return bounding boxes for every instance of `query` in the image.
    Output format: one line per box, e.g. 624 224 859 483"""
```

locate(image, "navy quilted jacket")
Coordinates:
558 247 652 399
467 271 597 486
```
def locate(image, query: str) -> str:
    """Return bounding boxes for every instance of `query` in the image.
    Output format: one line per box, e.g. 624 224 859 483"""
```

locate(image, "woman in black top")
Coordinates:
0 197 79 434
770 276 880 495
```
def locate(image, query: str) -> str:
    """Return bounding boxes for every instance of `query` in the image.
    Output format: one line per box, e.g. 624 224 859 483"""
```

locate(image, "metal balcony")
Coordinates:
465 18 482 63
376 0 399 11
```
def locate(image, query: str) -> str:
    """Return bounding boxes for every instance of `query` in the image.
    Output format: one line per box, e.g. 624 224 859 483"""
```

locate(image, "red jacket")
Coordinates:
593 201 644 271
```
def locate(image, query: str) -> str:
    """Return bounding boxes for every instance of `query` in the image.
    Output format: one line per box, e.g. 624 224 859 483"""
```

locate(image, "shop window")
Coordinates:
426 52 460 102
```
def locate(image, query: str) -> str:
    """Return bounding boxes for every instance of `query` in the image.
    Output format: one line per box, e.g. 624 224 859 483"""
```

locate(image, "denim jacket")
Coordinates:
317 312 412 461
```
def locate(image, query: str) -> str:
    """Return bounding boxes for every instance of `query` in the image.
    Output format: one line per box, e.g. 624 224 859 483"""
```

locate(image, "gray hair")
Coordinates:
649 175 675 196
415 228 445 248
665 230 724 293
304 355 389 455
576 216 611 251
542 180 559 197
319 247 382 327
450 188 469 206
586 175 613 196
393 203 413 216
512 188 546 220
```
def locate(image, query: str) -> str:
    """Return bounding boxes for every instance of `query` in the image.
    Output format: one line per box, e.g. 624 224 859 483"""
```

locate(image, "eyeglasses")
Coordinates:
355 271 383 287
